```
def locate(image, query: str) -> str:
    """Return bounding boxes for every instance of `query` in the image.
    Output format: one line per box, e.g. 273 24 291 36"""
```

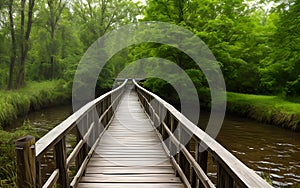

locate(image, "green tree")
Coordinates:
73 0 142 49
261 0 300 95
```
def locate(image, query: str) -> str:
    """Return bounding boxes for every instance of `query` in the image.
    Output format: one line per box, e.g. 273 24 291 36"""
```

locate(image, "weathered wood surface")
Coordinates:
16 136 36 188
77 90 184 188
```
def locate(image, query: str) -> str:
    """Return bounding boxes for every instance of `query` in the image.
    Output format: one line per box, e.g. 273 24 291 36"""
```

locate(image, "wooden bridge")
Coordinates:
15 79 273 188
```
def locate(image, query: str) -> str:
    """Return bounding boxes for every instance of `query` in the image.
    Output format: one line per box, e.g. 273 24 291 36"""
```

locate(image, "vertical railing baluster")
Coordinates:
169 114 175 156
176 123 182 175
198 142 208 188
193 140 200 188
36 159 42 188
217 163 234 188
54 137 69 187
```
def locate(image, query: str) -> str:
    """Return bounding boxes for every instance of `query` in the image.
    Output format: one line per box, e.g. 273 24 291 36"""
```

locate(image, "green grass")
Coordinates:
227 93 300 114
226 92 300 130
0 80 71 129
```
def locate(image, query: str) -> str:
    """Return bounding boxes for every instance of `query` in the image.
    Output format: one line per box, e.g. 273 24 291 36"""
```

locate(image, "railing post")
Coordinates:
217 164 233 188
54 136 69 187
16 135 36 188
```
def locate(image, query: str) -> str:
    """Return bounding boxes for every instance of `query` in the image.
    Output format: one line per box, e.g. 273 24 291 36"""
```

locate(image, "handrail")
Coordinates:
133 79 273 188
16 79 128 188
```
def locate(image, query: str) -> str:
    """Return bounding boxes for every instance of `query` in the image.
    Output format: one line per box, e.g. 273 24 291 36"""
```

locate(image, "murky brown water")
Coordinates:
7 105 72 135
199 112 300 188
8 106 300 187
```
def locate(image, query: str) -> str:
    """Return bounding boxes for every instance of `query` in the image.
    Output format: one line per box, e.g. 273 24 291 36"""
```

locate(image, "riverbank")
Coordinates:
0 80 71 186
226 92 300 131
0 80 71 129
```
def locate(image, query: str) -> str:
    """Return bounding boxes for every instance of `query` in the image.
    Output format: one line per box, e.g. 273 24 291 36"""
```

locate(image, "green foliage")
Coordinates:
143 78 179 104
259 0 300 96
140 0 299 97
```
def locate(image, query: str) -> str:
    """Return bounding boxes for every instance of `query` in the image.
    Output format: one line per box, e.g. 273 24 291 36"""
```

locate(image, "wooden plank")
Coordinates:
87 160 172 167
80 176 182 183
84 174 177 177
77 183 185 188
85 167 175 174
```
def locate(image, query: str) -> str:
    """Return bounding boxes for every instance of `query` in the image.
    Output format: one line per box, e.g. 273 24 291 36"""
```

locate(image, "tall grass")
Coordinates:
0 80 71 129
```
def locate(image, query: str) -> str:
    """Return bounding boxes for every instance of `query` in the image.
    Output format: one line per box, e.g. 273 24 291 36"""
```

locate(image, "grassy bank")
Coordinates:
226 92 300 131
0 80 71 129
0 80 71 186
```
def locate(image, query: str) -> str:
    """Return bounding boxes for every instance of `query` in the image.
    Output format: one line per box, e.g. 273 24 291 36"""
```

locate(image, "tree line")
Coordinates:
0 0 299 96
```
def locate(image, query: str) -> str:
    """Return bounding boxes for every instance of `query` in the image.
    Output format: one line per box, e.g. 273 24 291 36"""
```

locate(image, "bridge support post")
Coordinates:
16 135 36 188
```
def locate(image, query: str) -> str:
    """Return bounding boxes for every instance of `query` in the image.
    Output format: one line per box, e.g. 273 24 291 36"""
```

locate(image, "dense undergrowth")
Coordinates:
0 80 71 129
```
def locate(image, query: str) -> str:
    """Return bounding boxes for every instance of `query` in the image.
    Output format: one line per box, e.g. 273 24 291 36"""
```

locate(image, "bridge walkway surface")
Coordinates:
77 89 185 188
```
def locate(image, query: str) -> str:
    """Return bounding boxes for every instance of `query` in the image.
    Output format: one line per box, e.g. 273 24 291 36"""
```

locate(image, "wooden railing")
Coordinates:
15 80 128 188
134 80 273 188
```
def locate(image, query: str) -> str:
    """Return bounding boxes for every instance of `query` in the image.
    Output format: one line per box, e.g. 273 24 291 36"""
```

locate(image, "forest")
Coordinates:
0 0 299 186
0 0 299 95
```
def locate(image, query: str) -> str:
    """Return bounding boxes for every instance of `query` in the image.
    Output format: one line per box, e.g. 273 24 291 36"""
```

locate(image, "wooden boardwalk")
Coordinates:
16 80 273 188
77 89 184 188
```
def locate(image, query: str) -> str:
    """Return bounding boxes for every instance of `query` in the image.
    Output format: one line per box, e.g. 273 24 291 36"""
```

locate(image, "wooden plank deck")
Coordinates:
77 89 185 188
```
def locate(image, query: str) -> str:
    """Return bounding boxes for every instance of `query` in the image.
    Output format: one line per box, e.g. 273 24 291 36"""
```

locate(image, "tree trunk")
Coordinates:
8 0 16 90
47 0 66 80
18 0 35 88
18 0 26 88
50 25 55 79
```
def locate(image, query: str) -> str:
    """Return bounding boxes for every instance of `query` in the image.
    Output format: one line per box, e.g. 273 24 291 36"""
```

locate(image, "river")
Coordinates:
8 106 300 187
216 114 300 187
